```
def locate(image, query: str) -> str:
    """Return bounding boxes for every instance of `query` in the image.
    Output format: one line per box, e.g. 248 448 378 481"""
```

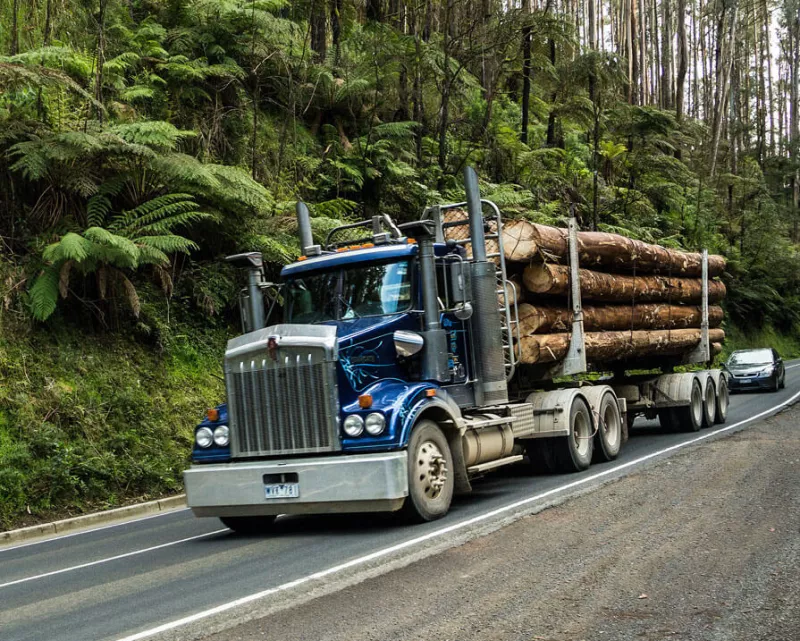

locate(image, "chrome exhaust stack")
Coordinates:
464 166 508 405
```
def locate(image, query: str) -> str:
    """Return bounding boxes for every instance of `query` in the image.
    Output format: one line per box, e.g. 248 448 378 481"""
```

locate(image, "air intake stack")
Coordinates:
464 167 509 405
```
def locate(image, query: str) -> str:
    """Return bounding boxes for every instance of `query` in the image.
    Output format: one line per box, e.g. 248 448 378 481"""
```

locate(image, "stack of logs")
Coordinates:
495 219 726 367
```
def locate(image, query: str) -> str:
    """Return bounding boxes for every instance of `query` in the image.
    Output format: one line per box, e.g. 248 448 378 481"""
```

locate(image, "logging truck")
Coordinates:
183 167 728 531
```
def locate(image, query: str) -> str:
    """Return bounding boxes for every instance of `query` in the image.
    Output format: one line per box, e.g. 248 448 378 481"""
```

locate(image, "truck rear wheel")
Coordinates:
220 515 277 534
592 391 622 462
674 378 704 432
401 420 454 523
715 376 729 424
702 379 717 427
549 397 593 473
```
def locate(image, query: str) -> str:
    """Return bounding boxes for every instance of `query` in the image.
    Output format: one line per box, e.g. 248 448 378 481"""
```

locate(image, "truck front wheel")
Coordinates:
401 420 454 523
220 515 277 534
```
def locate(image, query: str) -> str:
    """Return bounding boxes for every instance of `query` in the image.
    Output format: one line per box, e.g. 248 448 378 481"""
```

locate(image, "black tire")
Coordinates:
593 391 622 462
220 515 277 534
770 374 780 393
715 376 729 424
674 378 704 432
702 379 716 428
400 420 454 523
780 372 786 389
549 397 594 473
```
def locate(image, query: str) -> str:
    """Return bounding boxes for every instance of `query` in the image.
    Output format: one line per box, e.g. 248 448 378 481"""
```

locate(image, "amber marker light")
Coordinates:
206 408 219 422
358 394 373 409
426 389 436 397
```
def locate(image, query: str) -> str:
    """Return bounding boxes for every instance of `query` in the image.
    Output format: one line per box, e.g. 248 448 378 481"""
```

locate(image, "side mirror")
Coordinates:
394 330 424 358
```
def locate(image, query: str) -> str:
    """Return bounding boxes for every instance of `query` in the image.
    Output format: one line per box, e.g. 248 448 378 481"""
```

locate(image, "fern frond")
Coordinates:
29 266 60 321
43 233 93 263
87 195 112 227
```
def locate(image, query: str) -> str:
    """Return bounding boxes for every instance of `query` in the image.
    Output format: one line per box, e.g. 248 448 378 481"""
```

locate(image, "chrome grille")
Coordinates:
226 344 340 458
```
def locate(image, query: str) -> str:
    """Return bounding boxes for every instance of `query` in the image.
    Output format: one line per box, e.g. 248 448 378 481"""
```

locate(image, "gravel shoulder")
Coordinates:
207 406 800 641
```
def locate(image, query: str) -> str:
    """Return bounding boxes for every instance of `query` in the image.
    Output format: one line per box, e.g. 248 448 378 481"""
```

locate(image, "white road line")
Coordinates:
0 529 228 590
786 363 800 369
114 389 800 641
0 508 192 554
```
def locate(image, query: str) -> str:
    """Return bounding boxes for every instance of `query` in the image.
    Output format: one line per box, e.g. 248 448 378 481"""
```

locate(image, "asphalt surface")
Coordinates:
210 399 800 641
3 364 800 641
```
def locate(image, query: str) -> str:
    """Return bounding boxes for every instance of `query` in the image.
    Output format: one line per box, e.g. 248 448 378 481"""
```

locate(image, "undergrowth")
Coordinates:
0 309 225 530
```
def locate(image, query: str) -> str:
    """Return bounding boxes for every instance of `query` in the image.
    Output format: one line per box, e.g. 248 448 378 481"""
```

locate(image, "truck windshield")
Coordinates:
286 260 412 323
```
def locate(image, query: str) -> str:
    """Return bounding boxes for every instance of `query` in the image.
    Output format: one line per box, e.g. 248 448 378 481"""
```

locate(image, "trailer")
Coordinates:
183 167 728 531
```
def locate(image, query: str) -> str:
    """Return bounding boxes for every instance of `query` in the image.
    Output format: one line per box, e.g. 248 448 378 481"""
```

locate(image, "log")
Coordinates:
517 303 724 335
519 328 726 365
503 219 726 277
523 263 726 303
711 342 723 357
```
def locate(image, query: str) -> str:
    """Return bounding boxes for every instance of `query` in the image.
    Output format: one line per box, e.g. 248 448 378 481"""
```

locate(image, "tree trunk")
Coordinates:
675 0 687 136
660 0 672 109
521 0 533 143
519 328 726 365
331 0 343 66
710 0 739 177
10 0 19 56
311 0 327 62
522 263 727 303
43 0 53 46
518 302 724 335
503 219 727 276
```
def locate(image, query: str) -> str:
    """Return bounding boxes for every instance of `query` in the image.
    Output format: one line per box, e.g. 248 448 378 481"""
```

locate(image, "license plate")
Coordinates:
264 483 299 499
738 378 751 384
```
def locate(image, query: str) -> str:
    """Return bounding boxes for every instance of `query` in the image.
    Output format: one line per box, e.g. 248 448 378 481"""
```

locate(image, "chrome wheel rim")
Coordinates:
691 385 703 425
602 399 620 450
415 440 447 500
573 410 592 457
705 382 716 423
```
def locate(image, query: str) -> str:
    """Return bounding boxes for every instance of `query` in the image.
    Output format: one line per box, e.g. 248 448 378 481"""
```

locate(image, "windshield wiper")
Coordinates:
336 294 361 319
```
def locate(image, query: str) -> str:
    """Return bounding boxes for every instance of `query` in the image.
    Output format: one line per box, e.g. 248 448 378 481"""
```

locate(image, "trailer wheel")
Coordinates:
702 378 717 427
550 397 593 473
674 378 704 432
400 420 454 523
220 515 277 534
592 391 622 462
715 376 729 424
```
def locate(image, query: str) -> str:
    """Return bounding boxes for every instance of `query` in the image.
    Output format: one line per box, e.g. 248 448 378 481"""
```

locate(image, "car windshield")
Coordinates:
727 349 773 366
285 260 412 323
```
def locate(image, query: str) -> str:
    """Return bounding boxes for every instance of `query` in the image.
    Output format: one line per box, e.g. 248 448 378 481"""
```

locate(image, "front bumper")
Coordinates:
184 451 408 517
728 376 775 391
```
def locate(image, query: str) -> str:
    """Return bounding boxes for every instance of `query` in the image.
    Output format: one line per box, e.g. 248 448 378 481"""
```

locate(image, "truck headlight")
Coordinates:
364 412 386 436
213 425 230 446
195 427 213 448
343 414 364 437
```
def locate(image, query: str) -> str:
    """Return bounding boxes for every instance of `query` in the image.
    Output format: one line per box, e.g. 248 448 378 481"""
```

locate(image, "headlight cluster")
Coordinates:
195 424 230 448
757 367 774 378
343 412 386 437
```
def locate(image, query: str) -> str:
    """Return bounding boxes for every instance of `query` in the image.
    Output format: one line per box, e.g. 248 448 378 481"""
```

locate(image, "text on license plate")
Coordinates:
264 483 299 499
739 378 751 384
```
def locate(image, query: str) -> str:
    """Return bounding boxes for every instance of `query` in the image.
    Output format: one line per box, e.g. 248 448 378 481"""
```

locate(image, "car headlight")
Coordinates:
364 412 386 436
195 427 214 448
213 424 230 446
343 414 364 437
758 367 774 378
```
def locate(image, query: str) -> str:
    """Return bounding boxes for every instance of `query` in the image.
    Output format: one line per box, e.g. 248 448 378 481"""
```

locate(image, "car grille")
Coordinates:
226 348 340 458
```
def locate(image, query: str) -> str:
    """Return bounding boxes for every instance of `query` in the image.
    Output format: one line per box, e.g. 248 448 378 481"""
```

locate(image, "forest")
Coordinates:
0 0 799 528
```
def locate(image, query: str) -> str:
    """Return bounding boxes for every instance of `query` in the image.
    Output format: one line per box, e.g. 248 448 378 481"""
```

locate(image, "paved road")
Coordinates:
3 364 800 641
